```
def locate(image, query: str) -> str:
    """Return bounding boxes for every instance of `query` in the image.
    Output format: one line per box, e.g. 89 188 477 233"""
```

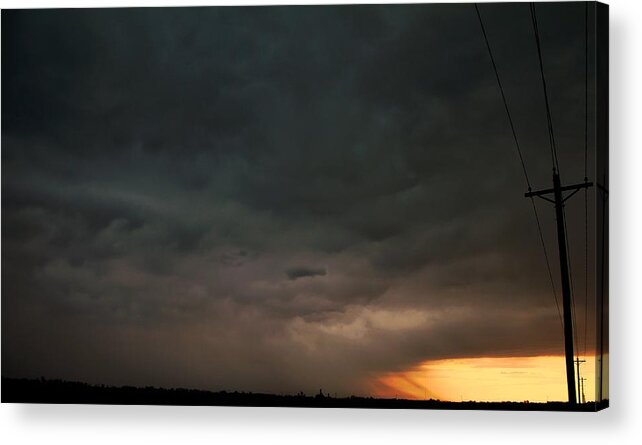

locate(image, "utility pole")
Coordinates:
574 357 586 403
580 377 587 404
525 171 593 406
425 371 428 401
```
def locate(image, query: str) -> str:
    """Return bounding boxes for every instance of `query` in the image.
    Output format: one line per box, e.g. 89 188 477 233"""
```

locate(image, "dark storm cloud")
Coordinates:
286 266 327 281
2 3 598 395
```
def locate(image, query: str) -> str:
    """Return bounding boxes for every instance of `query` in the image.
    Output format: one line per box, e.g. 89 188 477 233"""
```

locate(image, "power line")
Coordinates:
475 3 563 331
529 2 560 173
583 188 589 359
563 200 582 404
474 4 531 190
563 206 580 357
598 172 607 402
523 3 595 405
530 198 564 330
584 1 589 180
583 1 589 361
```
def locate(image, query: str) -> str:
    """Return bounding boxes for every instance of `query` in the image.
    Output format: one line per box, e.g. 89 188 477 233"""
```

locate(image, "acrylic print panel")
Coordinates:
1 1 608 411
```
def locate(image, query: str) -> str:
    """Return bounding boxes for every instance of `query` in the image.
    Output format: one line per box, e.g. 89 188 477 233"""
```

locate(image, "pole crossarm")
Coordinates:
525 181 593 200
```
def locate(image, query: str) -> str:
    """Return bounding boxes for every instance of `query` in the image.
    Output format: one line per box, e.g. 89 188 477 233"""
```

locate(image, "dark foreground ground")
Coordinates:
1 377 608 411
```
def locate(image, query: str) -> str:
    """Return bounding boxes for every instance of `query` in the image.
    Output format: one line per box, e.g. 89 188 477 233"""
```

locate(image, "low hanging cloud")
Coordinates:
285 266 328 281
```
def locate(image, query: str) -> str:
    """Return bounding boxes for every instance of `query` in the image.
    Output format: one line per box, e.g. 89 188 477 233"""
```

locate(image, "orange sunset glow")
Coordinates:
372 355 599 403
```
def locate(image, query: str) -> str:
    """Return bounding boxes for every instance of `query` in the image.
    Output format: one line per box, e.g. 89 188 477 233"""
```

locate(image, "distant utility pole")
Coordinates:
575 357 586 403
580 377 587 404
526 171 593 406
425 372 428 401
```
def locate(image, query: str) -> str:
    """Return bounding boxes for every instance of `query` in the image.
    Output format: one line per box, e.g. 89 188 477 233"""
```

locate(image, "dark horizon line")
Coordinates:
1 377 608 412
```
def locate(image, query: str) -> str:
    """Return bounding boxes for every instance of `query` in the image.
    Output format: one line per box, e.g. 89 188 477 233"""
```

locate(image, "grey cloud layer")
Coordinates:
2 3 597 395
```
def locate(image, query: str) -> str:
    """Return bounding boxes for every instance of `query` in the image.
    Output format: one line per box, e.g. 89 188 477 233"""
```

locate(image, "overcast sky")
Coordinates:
2 2 600 396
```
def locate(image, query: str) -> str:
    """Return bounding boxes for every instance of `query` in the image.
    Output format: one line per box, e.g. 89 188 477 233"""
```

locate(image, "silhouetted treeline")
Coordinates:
1 377 608 411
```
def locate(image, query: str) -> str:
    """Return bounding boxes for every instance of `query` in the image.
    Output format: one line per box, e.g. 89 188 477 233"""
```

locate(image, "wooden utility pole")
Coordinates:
525 171 592 406
580 377 587 404
574 357 586 403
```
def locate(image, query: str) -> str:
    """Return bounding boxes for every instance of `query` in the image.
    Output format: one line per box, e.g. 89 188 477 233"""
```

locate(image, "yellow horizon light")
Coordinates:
370 354 601 403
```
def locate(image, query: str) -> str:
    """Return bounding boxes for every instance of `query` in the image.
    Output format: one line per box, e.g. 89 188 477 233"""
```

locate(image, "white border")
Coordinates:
2 0 641 443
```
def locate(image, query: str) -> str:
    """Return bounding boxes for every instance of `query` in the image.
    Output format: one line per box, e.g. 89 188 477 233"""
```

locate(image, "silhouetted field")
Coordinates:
1 377 607 411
